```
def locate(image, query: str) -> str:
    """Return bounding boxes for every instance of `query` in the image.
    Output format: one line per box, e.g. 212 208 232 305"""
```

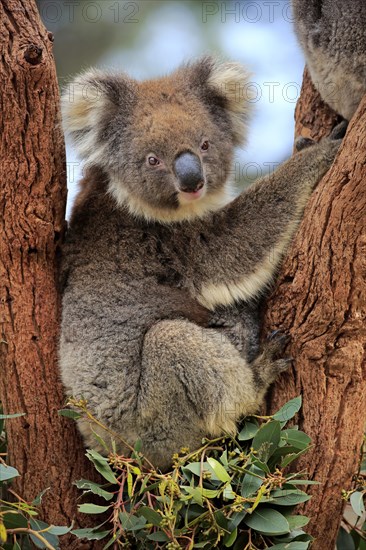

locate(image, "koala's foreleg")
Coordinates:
191 139 341 310
137 319 288 470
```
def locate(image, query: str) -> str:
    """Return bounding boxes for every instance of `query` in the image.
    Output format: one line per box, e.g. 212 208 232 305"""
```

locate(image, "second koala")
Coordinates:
292 0 366 120
60 57 340 470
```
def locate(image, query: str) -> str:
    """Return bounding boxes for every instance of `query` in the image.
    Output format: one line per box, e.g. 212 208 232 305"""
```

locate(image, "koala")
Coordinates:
292 0 366 120
60 57 340 470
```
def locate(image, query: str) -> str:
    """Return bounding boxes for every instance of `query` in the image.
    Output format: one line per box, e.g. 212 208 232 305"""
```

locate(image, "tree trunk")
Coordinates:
0 1 100 548
264 69 366 549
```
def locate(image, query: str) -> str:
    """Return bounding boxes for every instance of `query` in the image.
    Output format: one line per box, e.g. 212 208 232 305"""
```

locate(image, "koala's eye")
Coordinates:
200 140 209 151
147 156 160 167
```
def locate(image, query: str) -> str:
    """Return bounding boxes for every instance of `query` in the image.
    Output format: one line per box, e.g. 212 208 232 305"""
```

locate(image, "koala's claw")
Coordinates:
329 119 348 140
266 330 291 355
274 357 293 374
295 136 315 152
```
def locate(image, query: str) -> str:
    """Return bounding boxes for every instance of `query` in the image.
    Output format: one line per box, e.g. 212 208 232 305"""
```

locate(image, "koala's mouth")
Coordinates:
179 182 206 203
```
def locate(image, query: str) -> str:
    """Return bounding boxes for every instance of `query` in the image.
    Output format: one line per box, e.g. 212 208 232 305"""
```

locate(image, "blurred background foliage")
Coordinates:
36 0 304 216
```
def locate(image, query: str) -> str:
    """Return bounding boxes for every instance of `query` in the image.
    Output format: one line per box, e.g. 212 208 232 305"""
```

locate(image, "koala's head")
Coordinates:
62 57 252 223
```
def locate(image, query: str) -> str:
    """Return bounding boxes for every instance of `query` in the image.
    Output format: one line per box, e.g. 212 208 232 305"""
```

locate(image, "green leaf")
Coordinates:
90 427 110 453
119 512 147 531
58 408 82 419
74 479 114 501
0 463 20 481
285 479 319 486
147 531 170 542
202 488 220 499
0 413 25 419
3 511 28 529
244 508 290 535
32 487 50 506
350 491 365 516
86 449 118 484
241 465 264 498
223 484 235 500
252 421 281 462
29 518 59 549
207 457 231 482
183 462 202 477
281 447 310 468
47 525 73 535
281 430 311 451
273 397 302 422
72 527 110 540
337 527 355 550
350 491 365 517
252 457 270 473
182 486 203 506
223 527 237 547
12 542 22 550
266 489 311 506
78 503 110 514
229 510 246 530
238 421 259 441
269 543 310 550
286 515 310 530
137 506 162 526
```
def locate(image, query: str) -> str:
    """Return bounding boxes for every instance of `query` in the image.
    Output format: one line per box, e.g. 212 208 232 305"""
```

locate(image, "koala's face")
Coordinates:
63 58 252 222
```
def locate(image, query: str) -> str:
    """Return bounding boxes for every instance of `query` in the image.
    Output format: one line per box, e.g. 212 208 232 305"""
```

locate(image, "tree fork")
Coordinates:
0 1 101 548
264 70 366 549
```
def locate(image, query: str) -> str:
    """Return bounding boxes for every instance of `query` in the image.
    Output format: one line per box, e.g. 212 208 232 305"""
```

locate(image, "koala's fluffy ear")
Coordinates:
185 57 253 146
61 69 137 165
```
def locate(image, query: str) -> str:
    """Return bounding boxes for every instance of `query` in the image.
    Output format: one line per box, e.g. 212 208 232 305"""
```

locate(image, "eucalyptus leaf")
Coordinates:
241 465 264 498
244 508 290 535
78 503 110 514
0 413 25 419
336 527 355 550
58 408 82 420
32 487 50 506
268 542 310 550
0 463 19 481
286 515 310 530
147 531 170 542
223 527 237 547
281 430 311 451
74 479 114 501
137 506 162 526
119 512 147 531
3 510 28 529
29 519 59 549
86 449 118 484
207 457 231 482
238 421 259 441
350 491 365 517
252 421 281 462
72 527 110 540
272 396 302 423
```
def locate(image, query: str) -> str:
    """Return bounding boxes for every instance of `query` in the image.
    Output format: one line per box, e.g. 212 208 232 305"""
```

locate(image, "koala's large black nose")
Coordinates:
174 152 204 193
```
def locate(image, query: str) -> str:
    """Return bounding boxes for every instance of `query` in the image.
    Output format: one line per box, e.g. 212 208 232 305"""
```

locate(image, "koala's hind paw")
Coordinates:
295 136 315 152
329 119 348 140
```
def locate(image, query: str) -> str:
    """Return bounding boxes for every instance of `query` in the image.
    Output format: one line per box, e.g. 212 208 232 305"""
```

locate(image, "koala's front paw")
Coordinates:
295 136 315 152
329 119 348 140
266 330 290 357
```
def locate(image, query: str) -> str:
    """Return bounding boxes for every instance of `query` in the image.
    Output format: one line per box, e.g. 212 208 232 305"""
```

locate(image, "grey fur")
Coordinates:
292 0 366 120
59 58 340 470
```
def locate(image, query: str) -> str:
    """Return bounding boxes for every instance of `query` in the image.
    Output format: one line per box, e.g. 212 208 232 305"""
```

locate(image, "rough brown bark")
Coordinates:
0 1 101 548
264 69 366 549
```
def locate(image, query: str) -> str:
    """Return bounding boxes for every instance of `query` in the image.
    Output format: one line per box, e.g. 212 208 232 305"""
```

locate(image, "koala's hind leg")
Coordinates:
138 319 287 470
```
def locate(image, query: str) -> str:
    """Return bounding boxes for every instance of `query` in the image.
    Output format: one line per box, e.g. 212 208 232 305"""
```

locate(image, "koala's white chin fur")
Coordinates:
107 179 235 223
